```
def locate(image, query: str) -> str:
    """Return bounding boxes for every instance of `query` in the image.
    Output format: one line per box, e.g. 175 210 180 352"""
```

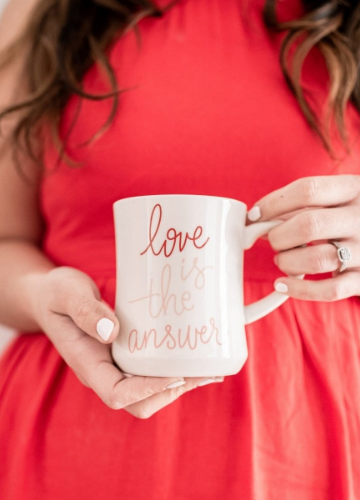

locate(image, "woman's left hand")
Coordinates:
247 175 360 301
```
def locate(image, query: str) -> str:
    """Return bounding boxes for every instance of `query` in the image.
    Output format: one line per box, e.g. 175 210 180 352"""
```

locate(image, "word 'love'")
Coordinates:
140 203 209 258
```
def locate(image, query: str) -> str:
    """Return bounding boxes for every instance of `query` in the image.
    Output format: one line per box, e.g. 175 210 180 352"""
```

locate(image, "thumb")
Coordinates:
47 267 120 343
71 297 120 343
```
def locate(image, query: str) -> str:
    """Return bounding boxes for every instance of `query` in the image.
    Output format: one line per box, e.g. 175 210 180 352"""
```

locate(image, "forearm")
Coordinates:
0 239 55 331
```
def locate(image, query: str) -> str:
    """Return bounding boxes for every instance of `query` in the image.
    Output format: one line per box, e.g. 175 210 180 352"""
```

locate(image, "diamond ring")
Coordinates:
330 241 352 272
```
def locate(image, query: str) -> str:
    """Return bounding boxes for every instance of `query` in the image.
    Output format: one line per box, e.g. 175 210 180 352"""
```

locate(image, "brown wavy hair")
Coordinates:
0 0 359 177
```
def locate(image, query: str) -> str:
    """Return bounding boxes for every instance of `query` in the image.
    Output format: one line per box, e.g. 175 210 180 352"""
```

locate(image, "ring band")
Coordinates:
330 241 352 272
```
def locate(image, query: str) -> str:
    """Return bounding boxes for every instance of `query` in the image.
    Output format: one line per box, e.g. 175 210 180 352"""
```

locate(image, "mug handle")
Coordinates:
242 220 304 325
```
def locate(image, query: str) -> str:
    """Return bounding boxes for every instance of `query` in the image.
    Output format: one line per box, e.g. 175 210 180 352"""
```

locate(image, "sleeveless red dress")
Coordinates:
1 1 360 498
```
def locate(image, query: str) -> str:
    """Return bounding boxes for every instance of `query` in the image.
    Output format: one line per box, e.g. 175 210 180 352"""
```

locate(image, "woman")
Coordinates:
0 0 359 498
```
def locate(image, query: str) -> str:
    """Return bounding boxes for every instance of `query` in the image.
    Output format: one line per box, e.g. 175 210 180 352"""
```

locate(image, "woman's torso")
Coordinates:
1 1 360 498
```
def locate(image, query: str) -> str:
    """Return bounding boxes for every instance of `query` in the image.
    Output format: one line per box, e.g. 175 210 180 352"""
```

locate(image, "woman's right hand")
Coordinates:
29 266 221 419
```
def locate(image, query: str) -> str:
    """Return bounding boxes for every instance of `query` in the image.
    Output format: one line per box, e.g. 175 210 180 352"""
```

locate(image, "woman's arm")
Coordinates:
0 0 55 331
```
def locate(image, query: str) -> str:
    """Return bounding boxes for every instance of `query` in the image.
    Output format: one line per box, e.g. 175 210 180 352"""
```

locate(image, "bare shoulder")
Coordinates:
0 0 46 244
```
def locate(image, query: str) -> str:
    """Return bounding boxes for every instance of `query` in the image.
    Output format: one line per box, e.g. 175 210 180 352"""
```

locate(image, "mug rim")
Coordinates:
113 194 247 208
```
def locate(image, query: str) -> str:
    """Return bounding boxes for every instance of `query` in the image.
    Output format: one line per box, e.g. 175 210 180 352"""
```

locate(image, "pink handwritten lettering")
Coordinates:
129 264 195 318
140 204 210 258
180 257 213 289
128 317 222 353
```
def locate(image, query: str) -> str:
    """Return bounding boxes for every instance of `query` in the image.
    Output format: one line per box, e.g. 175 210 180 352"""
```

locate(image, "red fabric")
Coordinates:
1 1 360 498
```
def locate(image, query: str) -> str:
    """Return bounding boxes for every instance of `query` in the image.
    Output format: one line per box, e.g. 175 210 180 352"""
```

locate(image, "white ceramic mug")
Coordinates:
112 195 288 377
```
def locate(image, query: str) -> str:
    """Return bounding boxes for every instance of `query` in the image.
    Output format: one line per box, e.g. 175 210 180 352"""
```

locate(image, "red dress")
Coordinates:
1 1 360 498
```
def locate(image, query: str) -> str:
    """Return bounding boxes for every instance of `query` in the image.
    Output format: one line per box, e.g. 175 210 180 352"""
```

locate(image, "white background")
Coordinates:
0 0 16 353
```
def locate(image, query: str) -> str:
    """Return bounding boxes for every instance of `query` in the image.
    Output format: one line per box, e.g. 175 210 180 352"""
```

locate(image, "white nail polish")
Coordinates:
166 380 186 390
96 317 115 341
247 206 261 221
275 282 288 293
197 377 224 387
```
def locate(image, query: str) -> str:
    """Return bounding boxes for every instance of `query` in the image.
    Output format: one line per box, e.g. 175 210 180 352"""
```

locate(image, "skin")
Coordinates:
247 175 360 300
0 0 222 420
1 1 359 418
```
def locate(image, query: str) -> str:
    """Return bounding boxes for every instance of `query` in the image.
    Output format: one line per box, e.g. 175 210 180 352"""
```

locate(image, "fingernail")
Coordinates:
165 380 186 390
197 377 224 387
274 282 288 293
96 317 115 341
247 206 261 221
122 372 134 378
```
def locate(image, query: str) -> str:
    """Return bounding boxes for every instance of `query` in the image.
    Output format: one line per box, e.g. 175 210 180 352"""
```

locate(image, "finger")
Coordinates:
92 365 188 411
124 381 199 419
274 242 356 275
124 377 224 419
50 315 187 410
268 206 360 251
273 271 360 301
47 268 120 343
70 298 119 344
247 175 360 222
